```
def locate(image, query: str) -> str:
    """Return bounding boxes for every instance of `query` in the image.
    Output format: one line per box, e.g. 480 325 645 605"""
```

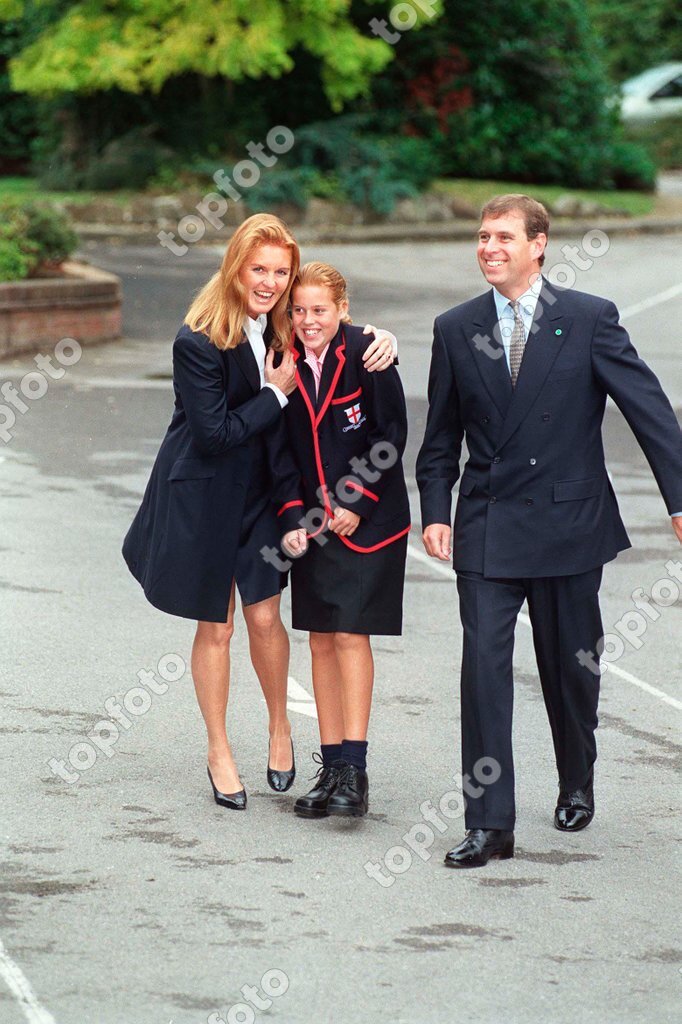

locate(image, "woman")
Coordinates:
272 262 410 819
122 215 396 810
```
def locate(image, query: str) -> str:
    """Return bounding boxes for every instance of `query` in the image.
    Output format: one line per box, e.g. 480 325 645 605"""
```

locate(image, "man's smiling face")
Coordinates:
477 211 547 299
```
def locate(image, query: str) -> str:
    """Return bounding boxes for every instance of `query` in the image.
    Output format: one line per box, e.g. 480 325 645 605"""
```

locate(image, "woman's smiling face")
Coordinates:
291 284 347 354
239 244 292 319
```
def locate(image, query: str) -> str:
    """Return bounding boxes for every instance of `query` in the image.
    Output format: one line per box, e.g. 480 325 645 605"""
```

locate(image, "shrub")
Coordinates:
34 123 177 192
21 202 78 264
81 127 177 191
0 201 77 281
245 117 439 216
0 236 37 282
365 0 656 191
624 118 682 172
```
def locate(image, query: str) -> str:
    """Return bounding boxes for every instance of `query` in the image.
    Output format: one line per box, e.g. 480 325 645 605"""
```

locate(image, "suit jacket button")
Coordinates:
483 416 490 424
542 413 550 421
526 498 534 506
489 496 497 504
529 458 537 466
493 456 501 464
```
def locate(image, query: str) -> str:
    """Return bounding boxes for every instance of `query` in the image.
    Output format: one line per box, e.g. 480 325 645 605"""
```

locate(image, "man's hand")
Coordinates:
265 348 296 395
362 324 396 372
282 528 307 557
328 507 361 537
672 517 682 544
423 524 452 561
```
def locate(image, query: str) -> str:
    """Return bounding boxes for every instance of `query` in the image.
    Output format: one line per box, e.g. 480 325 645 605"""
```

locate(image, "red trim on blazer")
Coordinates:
340 523 411 553
331 386 362 406
345 479 379 502
291 330 410 553
277 499 304 517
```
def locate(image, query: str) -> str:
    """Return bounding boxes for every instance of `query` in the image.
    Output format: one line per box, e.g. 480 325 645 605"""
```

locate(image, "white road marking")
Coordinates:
0 939 56 1024
286 675 318 719
406 543 682 711
620 282 682 321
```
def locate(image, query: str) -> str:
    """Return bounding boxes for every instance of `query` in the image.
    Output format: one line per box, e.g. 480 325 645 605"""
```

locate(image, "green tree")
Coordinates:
363 0 655 188
1 0 397 110
586 0 682 82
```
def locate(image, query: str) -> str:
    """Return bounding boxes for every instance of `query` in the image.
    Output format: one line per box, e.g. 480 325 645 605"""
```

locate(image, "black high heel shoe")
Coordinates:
207 766 247 810
267 739 296 793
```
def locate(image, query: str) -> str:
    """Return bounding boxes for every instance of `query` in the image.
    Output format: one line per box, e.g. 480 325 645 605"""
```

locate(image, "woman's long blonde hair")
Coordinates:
293 262 353 323
186 213 300 351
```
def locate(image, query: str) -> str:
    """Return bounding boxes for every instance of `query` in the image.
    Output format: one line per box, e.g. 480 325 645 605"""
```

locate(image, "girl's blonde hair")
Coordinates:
293 262 353 323
185 213 300 350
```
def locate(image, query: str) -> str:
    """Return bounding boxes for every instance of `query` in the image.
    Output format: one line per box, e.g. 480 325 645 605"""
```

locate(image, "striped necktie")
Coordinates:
509 300 526 387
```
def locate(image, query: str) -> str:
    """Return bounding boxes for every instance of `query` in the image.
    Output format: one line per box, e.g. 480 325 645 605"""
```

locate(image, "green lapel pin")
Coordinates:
555 328 562 336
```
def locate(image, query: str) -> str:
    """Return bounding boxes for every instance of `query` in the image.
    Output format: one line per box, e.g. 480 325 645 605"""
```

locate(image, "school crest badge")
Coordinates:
344 403 362 425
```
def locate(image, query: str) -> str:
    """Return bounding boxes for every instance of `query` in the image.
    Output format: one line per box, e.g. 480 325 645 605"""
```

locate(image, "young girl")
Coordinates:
273 262 410 818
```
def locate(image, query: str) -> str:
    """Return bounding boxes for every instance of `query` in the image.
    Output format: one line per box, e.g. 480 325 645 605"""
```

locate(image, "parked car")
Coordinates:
620 63 682 125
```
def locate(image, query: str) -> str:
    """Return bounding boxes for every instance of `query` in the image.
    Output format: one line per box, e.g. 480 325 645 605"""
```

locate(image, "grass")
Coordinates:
0 174 659 217
0 176 131 206
432 178 656 217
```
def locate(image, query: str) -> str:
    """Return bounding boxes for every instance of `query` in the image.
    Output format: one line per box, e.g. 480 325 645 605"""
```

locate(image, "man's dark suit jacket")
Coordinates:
416 281 682 578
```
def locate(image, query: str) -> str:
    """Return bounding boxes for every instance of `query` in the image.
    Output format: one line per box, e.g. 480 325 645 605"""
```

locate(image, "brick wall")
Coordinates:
0 262 122 359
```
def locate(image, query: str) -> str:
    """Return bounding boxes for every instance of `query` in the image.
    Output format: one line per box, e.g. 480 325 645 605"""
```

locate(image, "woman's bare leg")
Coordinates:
192 582 243 793
309 632 345 745
333 633 374 740
242 593 293 771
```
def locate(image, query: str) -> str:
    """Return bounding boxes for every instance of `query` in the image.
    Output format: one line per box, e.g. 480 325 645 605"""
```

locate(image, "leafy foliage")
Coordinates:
243 117 439 215
586 0 682 82
0 16 38 171
365 0 656 189
2 0 395 110
0 200 77 281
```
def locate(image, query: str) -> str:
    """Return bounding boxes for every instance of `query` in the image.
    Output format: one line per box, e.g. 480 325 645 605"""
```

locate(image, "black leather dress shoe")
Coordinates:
294 755 343 818
267 739 296 793
207 766 247 810
327 763 369 818
444 829 514 868
554 778 594 831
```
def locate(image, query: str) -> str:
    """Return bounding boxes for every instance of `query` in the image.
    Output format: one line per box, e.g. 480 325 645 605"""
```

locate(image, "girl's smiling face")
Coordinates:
239 244 292 319
291 285 348 355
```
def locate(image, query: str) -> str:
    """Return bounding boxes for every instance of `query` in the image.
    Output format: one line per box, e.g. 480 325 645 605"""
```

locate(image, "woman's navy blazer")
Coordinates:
122 323 282 622
273 325 411 552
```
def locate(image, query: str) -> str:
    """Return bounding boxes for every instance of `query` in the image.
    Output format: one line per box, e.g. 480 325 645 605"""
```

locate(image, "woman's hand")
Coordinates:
328 507 361 537
362 325 396 372
282 528 308 557
265 349 297 395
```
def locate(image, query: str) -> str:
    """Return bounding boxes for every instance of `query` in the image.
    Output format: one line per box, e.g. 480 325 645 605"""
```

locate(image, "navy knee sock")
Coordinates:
341 739 368 770
320 743 343 767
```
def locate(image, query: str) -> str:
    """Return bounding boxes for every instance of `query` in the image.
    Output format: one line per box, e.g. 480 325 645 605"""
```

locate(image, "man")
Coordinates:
416 194 682 868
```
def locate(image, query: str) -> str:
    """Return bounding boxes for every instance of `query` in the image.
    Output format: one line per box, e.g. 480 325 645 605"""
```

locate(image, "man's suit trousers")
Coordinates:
456 566 604 830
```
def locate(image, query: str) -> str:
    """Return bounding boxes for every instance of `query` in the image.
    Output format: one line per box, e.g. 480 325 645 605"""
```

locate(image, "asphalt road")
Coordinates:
1 232 681 1024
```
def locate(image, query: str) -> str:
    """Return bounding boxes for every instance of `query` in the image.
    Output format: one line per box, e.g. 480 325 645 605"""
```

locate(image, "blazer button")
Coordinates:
529 458 537 466
542 413 550 421
493 456 501 464
526 498 534 506
489 496 497 504
483 416 490 424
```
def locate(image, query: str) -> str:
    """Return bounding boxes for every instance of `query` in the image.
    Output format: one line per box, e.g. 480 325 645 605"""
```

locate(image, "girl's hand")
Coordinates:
282 529 308 557
362 325 396 372
265 348 297 395
328 507 361 537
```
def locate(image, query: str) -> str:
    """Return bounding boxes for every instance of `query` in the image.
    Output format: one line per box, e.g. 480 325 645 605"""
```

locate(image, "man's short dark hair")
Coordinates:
480 194 550 267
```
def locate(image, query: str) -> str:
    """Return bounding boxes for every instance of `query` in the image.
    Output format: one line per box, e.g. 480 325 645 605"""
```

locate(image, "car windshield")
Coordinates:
622 65 681 96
